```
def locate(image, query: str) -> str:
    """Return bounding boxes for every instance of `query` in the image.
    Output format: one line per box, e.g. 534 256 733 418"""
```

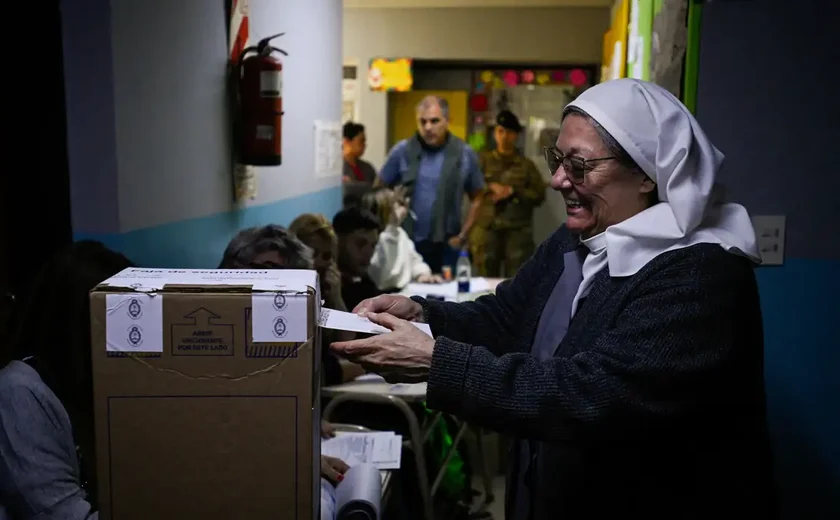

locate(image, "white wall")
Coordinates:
344 7 609 167
109 0 342 232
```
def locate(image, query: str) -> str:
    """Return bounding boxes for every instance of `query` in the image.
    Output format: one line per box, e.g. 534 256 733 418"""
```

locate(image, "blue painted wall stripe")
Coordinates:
75 186 342 268
756 259 840 517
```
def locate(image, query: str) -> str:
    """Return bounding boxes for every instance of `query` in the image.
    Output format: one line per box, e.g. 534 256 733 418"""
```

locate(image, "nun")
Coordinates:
332 79 778 519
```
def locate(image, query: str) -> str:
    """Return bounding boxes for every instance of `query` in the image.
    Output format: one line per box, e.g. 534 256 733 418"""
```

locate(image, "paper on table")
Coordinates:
321 478 337 520
406 277 492 300
319 308 432 337
321 431 402 470
406 281 458 300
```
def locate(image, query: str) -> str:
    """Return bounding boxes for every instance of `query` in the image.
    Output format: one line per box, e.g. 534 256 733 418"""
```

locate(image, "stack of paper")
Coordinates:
406 277 493 301
321 431 402 470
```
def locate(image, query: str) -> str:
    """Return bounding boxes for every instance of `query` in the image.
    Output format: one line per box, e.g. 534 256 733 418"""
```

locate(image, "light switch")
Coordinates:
751 215 786 266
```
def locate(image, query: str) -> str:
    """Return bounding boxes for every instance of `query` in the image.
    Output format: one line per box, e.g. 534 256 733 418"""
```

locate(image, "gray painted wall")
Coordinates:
62 0 120 234
697 0 840 260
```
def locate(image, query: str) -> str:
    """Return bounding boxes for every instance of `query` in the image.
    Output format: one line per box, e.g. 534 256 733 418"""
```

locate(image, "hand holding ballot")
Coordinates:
353 294 425 323
330 301 435 383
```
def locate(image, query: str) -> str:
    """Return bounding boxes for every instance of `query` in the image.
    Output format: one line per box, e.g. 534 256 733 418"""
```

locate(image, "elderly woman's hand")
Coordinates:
353 295 425 323
331 312 435 383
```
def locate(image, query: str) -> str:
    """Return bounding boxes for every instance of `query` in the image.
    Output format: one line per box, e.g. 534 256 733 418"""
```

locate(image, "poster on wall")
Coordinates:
342 63 360 123
313 120 342 178
368 58 413 92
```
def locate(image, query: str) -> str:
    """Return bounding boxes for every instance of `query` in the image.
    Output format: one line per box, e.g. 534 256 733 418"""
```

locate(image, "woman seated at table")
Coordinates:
361 187 443 291
289 214 365 384
332 79 778 519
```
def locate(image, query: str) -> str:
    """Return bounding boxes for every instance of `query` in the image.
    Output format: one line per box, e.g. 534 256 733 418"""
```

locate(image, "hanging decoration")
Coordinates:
569 68 588 87
475 81 485 93
469 93 489 112
502 70 519 87
551 70 567 83
521 70 536 84
493 77 505 89
480 70 495 83
368 57 413 92
536 72 551 85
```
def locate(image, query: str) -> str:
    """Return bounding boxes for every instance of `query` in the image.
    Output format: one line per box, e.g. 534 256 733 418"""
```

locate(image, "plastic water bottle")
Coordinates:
456 249 471 294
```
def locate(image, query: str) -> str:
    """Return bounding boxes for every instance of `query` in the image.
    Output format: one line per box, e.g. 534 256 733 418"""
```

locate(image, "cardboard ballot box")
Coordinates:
89 268 321 520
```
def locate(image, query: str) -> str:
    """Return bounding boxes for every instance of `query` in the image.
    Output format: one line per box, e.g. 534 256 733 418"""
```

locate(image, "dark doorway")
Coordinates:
2 0 73 328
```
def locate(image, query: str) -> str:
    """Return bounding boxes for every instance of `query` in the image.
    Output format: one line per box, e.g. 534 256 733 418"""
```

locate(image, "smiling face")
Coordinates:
550 113 656 238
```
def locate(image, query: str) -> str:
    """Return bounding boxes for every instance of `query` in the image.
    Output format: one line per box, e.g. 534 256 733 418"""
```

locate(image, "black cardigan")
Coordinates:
417 226 778 519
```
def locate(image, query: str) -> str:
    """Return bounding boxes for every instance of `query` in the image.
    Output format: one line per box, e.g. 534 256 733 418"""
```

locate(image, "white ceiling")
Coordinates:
345 0 613 8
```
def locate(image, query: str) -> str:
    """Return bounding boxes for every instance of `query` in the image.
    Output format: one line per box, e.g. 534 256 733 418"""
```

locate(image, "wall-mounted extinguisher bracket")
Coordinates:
234 32 288 166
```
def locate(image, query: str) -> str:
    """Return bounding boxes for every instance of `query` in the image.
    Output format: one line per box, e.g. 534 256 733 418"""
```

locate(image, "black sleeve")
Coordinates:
425 251 754 442
414 227 567 356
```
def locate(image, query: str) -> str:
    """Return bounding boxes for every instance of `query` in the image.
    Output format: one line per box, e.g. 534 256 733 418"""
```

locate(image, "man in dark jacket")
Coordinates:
378 96 485 272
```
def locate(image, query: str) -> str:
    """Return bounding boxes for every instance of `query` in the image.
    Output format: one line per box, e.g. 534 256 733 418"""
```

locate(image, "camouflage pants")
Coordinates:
470 226 535 278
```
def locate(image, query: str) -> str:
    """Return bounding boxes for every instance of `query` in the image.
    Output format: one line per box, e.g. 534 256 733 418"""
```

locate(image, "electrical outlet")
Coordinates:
751 215 786 266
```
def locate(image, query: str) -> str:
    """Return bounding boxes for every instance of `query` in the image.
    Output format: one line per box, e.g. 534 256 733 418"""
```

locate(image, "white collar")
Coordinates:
581 232 607 254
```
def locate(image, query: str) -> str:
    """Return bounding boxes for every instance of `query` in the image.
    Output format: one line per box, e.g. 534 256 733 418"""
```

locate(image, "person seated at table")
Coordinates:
288 214 347 313
329 214 472 518
1 240 134 519
218 224 346 387
289 213 365 384
218 224 313 270
332 207 384 310
361 187 443 291
217 225 349 483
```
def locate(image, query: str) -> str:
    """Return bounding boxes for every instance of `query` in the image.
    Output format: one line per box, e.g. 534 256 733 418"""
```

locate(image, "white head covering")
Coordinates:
567 79 760 314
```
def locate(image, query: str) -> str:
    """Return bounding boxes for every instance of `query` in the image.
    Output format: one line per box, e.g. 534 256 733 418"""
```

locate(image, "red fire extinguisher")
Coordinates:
234 33 287 166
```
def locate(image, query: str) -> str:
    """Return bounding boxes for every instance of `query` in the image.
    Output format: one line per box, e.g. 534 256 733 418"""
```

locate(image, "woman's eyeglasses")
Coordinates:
543 147 616 184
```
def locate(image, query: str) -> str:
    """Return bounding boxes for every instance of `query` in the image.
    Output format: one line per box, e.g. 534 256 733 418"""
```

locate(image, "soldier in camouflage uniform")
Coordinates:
470 110 547 277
